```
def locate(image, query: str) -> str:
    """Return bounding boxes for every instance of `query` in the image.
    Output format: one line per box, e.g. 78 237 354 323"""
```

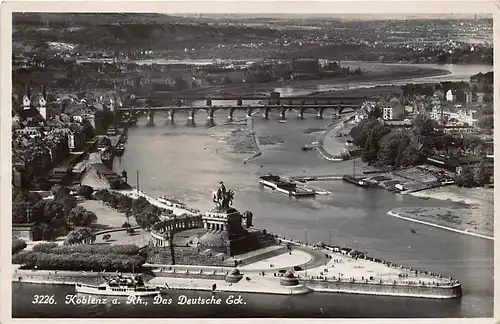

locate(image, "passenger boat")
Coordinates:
75 274 163 297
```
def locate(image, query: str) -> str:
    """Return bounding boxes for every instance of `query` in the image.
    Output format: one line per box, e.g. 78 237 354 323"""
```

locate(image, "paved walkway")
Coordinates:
239 249 312 270
149 276 311 295
116 189 199 216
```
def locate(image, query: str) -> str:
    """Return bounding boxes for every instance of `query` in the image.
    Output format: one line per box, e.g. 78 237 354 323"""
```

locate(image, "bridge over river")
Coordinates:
115 94 370 125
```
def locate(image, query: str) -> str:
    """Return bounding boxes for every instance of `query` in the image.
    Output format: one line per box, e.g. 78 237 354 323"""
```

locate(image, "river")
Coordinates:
12 63 493 318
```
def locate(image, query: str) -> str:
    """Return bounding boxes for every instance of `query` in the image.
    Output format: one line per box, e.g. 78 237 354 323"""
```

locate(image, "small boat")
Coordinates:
278 120 287 123
411 229 416 234
75 274 162 297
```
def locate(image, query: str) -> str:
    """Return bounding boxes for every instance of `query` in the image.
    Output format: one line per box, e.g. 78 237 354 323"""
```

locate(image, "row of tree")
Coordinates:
455 162 492 188
93 189 172 230
350 114 493 186
32 242 141 255
12 251 146 272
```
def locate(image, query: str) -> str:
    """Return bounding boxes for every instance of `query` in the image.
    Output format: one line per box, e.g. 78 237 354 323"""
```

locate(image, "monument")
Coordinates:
197 182 269 256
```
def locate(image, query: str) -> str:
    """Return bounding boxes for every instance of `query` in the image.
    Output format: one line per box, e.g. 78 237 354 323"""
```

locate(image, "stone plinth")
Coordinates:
225 269 244 283
280 271 300 286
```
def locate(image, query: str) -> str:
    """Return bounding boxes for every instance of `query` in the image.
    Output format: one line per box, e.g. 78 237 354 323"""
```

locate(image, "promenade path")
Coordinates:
148 276 311 295
115 189 199 216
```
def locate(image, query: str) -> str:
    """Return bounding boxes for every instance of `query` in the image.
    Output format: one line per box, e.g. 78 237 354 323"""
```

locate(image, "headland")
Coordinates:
12 184 462 299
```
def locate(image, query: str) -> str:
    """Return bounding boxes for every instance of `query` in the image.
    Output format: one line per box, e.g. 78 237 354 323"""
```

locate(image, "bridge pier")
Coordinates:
280 106 286 120
263 106 269 119
298 106 304 119
147 109 155 126
246 105 253 118
208 107 216 120
167 110 175 122
188 108 195 121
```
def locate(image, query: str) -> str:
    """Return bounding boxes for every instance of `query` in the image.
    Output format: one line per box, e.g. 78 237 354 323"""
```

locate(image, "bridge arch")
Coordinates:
319 106 341 118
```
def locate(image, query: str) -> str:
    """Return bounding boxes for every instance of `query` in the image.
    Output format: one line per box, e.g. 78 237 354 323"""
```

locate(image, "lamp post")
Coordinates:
305 228 308 277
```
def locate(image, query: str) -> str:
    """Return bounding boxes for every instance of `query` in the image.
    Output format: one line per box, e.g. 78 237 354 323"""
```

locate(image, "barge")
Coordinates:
259 174 316 198
342 175 371 187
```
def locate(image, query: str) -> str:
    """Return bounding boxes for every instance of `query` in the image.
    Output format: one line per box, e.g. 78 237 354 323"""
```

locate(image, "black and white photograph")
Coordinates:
2 1 496 320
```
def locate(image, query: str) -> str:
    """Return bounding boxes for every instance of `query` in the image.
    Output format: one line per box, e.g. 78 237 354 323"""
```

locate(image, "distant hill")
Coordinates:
12 13 191 26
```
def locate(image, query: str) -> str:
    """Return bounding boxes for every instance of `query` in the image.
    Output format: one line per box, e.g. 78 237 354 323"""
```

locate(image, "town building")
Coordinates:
290 58 321 79
381 97 405 121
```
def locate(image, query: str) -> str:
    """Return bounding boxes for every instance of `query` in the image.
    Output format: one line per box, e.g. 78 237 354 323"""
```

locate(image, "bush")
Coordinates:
32 242 58 253
12 239 27 254
12 251 146 272
103 234 111 241
48 244 140 255
122 222 131 228
76 185 94 199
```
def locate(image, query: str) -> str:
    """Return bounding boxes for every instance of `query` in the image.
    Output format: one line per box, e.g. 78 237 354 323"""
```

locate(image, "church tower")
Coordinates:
22 84 31 110
38 85 47 120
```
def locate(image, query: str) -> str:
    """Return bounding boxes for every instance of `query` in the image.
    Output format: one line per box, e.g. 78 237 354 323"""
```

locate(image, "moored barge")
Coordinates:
259 174 316 197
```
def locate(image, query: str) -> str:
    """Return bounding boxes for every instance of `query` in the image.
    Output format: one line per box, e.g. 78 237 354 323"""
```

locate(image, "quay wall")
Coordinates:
303 279 462 299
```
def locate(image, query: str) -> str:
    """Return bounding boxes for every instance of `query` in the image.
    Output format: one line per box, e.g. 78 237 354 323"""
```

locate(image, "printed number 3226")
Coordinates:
32 295 56 304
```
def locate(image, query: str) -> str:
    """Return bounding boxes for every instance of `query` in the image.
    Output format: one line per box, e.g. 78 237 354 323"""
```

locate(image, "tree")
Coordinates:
412 114 436 137
12 239 27 254
362 123 392 165
455 167 475 188
377 131 409 167
135 204 160 230
473 161 491 186
51 185 70 199
476 115 493 131
76 185 94 199
64 227 96 245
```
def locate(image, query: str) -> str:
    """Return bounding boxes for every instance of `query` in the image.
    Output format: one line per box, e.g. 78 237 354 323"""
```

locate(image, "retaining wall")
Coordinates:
303 279 462 299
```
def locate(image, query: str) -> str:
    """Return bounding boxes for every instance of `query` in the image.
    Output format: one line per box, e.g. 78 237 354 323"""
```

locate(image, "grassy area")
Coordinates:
78 200 137 231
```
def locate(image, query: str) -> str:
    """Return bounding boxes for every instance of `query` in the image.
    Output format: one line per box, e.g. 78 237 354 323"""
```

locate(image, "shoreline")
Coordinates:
387 209 493 241
12 238 462 299
316 115 353 161
243 116 263 163
184 65 452 97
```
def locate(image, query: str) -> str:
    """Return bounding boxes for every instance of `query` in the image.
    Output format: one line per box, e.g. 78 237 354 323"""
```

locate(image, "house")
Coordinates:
12 222 39 241
470 72 493 93
290 58 321 79
355 101 374 122
384 120 413 130
446 90 454 102
381 97 405 121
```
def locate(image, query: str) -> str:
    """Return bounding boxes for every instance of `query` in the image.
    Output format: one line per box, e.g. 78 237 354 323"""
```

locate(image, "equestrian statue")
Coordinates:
212 181 235 210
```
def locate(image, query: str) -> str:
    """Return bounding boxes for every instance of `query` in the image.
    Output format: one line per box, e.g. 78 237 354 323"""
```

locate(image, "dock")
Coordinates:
289 174 345 182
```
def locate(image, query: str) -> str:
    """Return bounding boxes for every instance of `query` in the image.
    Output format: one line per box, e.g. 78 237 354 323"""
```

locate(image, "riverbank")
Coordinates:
316 115 355 161
158 62 452 98
388 207 493 240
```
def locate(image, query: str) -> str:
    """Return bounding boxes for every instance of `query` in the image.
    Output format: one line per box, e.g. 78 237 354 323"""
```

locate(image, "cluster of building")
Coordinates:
11 85 121 189
354 74 493 134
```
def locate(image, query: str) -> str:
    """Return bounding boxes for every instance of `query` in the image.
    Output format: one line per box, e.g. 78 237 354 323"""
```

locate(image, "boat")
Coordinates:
259 174 316 198
75 274 163 297
278 120 287 123
342 160 371 187
158 196 187 209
